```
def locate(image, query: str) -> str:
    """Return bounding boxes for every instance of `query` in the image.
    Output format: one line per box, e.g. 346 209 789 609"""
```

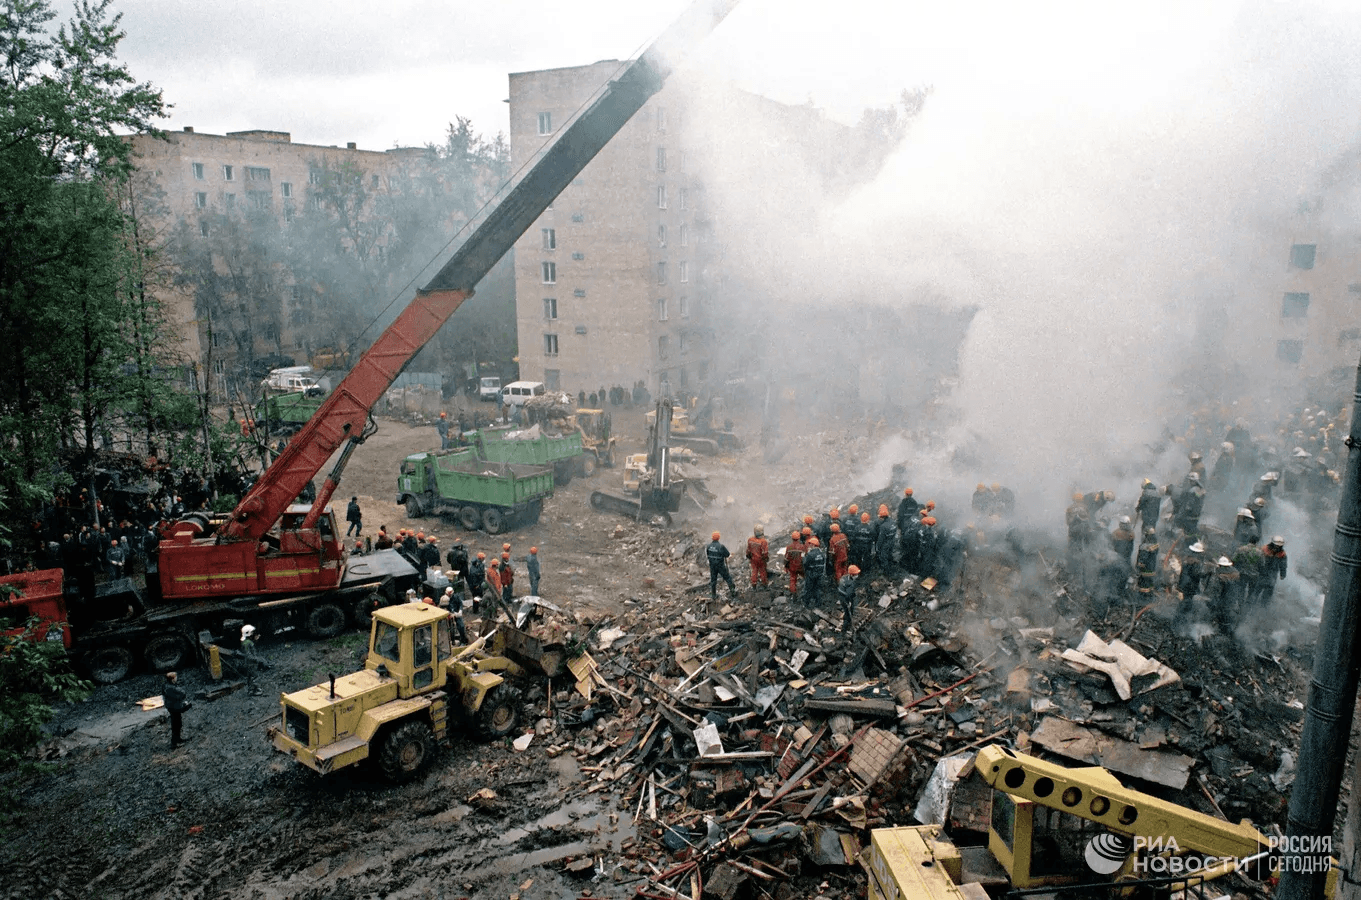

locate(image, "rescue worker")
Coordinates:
1177 541 1207 600
851 512 875 572
484 558 503 614
1134 527 1159 605
527 546 541 596
1207 556 1244 632
828 523 850 581
374 527 394 550
1251 496 1270 533
163 671 189 749
1066 492 1091 563
436 411 450 449
419 535 441 581
706 531 737 601
500 552 515 604
846 504 860 529
935 527 966 590
446 541 470 590
801 537 825 606
352 540 364 557
445 586 468 643
897 488 920 532
1250 471 1279 505
468 551 487 601
992 483 1016 517
1136 480 1165 535
1232 508 1260 547
900 512 923 574
876 506 899 571
1256 537 1288 604
239 624 267 697
1173 473 1206 535
401 529 418 557
1186 450 1207 487
745 525 770 588
972 483 990 515
1110 515 1136 566
784 530 805 596
918 516 940 577
837 565 861 634
1232 541 1264 596
1210 441 1235 491
106 538 126 580
1081 490 1115 517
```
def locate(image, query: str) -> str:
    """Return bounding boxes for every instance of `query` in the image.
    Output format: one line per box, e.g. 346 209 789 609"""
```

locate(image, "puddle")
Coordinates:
481 795 636 874
497 798 598 845
431 803 472 825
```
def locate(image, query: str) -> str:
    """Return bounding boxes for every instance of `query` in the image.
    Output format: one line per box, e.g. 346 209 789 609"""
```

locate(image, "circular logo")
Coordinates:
1085 833 1133 875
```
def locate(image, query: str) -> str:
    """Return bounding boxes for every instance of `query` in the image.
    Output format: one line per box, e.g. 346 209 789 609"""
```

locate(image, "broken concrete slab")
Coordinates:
1031 715 1194 790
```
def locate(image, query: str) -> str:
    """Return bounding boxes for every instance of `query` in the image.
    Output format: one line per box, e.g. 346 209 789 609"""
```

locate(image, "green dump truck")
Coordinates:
473 425 584 485
254 391 325 436
397 448 554 534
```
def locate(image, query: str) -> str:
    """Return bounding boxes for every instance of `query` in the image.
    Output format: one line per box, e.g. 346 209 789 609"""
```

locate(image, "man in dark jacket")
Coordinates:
837 565 860 633
801 538 826 606
1135 480 1164 535
345 496 362 537
419 536 441 582
897 488 920 533
1256 536 1288 604
706 532 737 601
163 671 190 749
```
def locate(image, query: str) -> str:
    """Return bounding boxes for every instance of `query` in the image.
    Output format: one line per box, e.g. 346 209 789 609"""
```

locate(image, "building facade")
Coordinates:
508 62 715 398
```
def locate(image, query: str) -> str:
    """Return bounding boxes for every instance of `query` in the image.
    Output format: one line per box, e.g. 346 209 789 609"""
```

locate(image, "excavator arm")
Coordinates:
222 0 739 544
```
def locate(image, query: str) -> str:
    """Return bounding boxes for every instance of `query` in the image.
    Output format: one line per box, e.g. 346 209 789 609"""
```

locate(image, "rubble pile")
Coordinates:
492 517 1311 900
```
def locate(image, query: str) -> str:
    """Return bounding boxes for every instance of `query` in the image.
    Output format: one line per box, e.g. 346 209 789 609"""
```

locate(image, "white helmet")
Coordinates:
241 624 257 639
1218 556 1233 567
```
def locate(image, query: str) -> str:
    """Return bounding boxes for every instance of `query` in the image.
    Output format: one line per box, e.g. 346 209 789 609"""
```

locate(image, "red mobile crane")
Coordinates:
2 0 739 683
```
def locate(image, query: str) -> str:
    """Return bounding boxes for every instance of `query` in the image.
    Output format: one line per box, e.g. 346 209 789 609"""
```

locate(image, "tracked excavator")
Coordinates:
591 399 693 526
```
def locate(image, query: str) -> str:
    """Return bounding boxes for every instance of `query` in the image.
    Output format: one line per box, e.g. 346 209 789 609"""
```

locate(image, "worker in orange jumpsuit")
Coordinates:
784 530 805 595
499 551 515 604
483 558 502 617
745 524 770 588
829 523 850 581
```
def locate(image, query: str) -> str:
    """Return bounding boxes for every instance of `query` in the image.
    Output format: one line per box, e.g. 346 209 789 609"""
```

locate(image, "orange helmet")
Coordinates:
791 531 801 540
476 551 485 559
530 547 538 554
904 487 913 496
501 552 509 560
923 517 937 526
878 504 889 516
489 558 499 567
860 512 870 522
439 412 447 418
807 537 820 546
848 504 858 515
920 509 929 518
712 531 721 540
502 543 511 552
801 527 812 537
830 523 841 533
848 565 860 575
829 508 839 518
976 483 986 492
925 501 935 511
802 515 814 525
354 541 362 550
416 532 425 540
429 535 438 543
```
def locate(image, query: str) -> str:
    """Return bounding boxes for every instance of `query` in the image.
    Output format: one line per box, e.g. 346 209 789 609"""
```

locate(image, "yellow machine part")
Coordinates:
863 825 988 900
207 644 222 681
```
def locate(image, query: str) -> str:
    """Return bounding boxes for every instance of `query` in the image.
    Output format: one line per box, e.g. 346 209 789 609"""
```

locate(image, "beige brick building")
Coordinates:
1263 226 1361 379
508 62 715 398
128 128 450 397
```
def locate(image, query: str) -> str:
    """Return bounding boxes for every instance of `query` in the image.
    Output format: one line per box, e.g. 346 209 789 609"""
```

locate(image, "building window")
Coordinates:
224 193 235 209
542 228 556 250
194 192 207 209
538 112 552 135
679 224 688 246
263 323 277 341
657 185 667 209
213 358 225 375
571 252 584 260
1277 339 1303 364
1340 328 1361 346
679 187 688 209
656 147 667 172
1289 244 1316 270
658 224 666 247
656 107 667 132
679 261 688 283
222 164 234 181
192 162 204 180
544 333 559 356
199 220 209 237
544 297 558 320
291 285 303 303
541 261 556 284
679 295 689 318
571 213 584 223
679 333 688 354
658 336 670 360
1282 292 1310 318
309 169 322 185
281 182 292 198
657 262 666 285
679 367 689 388
573 288 586 297
1349 284 1361 294
247 166 270 182
250 192 269 210
658 298 668 321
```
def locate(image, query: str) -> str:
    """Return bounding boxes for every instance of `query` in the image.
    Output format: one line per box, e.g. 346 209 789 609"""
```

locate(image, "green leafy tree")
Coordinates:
0 617 90 778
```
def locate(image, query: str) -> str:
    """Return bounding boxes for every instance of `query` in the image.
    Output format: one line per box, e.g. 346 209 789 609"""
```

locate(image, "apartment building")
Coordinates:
1267 229 1361 378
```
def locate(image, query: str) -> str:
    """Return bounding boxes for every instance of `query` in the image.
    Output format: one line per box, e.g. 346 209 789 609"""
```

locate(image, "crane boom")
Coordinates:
220 0 739 546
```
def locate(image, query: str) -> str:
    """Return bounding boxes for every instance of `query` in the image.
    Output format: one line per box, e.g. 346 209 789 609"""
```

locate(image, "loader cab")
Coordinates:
365 602 452 698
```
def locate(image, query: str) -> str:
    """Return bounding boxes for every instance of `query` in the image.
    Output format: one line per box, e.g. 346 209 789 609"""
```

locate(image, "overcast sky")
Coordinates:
108 0 1322 152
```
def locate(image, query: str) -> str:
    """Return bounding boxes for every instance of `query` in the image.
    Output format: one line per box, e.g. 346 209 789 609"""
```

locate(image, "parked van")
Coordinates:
478 376 502 402
501 381 546 408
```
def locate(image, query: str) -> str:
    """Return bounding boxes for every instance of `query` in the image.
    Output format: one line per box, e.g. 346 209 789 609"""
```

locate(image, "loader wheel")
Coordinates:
459 506 481 531
405 496 425 518
86 645 134 685
475 684 521 740
378 720 435 783
305 603 347 639
143 633 190 673
579 455 597 478
482 507 507 535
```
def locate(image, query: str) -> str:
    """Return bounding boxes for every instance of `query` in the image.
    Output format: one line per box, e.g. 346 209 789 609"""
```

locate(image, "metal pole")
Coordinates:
1280 354 1361 900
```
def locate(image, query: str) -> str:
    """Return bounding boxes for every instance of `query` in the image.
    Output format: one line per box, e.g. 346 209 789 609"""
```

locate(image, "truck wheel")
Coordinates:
378 720 435 783
143 633 190 673
553 460 574 486
579 455 597 478
482 508 507 535
475 684 521 740
459 506 481 531
86 646 134 685
306 603 347 639
405 495 425 518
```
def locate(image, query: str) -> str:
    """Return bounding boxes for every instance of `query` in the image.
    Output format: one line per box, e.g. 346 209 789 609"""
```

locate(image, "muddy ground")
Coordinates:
0 400 1328 899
